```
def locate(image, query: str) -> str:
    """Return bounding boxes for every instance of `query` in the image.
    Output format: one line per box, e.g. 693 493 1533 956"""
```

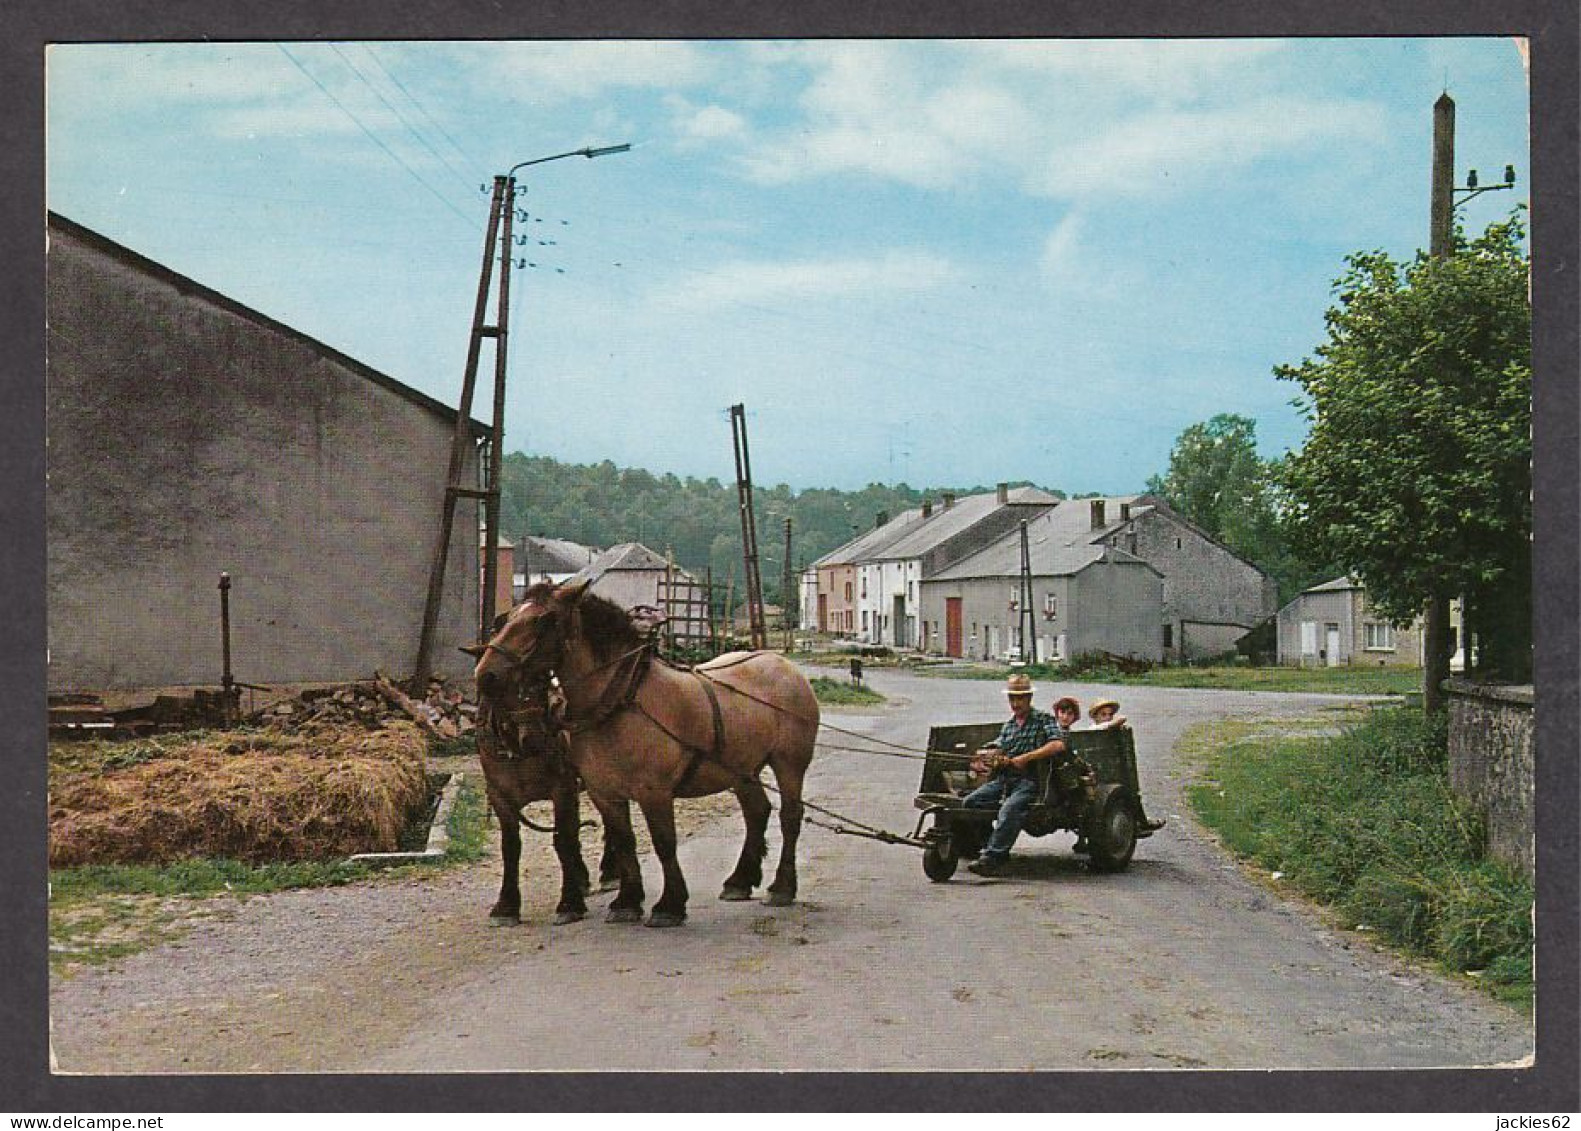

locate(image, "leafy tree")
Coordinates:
1147 414 1331 602
1276 214 1531 684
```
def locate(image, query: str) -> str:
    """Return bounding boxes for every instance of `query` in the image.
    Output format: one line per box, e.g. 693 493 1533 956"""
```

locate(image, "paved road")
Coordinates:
344 669 1529 1072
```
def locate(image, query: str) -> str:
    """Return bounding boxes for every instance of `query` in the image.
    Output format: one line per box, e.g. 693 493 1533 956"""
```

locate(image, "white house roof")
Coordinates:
928 506 1161 581
869 486 1059 562
812 506 932 567
519 535 600 574
567 541 691 585
1303 575 1361 593
814 486 1061 567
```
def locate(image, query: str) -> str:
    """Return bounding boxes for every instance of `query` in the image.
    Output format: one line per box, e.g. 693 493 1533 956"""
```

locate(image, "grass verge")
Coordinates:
925 662 1421 696
810 676 887 706
1184 706 1532 1007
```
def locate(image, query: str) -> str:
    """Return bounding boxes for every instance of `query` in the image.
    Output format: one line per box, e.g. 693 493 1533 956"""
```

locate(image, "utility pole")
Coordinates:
781 516 795 650
1018 519 1037 665
729 404 767 649
412 176 507 692
1422 92 1457 713
411 145 627 691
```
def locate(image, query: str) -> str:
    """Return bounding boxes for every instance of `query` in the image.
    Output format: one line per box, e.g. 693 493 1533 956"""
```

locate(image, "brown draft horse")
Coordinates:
473 580 820 928
473 685 621 926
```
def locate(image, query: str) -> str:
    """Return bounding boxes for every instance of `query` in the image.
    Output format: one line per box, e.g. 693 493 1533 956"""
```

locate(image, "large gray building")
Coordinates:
921 511 1163 663
1072 496 1277 662
47 214 486 690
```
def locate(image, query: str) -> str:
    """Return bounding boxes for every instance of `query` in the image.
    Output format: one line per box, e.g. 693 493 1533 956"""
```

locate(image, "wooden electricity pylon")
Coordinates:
412 175 516 691
781 516 795 650
1018 519 1038 665
729 403 767 649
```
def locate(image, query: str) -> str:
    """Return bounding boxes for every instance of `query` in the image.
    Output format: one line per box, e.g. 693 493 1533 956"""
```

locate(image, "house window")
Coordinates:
1364 622 1395 651
1043 593 1058 620
1300 621 1318 655
861 611 869 633
844 581 853 601
1162 624 1173 649
861 575 868 599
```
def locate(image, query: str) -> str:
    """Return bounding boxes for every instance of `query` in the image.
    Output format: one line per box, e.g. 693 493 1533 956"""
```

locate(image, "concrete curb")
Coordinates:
347 770 464 867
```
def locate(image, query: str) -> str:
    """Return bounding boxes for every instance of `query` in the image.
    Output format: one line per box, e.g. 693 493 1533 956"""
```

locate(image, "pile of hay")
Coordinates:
48 724 430 867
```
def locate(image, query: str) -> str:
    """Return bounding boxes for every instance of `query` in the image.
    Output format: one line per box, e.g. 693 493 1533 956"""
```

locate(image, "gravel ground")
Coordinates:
49 673 1532 1075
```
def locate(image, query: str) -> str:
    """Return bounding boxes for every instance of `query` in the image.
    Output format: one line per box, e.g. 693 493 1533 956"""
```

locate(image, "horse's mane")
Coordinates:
575 589 644 659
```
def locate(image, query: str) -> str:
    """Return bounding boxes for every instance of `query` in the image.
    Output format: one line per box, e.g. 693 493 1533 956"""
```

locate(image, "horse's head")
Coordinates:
472 580 589 705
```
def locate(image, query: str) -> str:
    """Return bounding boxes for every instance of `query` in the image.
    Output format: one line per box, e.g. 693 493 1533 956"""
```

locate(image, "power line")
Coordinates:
275 43 475 230
360 44 489 182
328 43 480 197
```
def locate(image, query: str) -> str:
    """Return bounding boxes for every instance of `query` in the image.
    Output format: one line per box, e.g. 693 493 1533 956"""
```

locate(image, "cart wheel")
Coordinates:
1087 789 1138 873
922 841 958 882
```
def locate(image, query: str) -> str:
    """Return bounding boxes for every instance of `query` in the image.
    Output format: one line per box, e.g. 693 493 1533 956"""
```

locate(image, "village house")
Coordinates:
513 534 600 599
564 541 696 611
852 485 1059 649
1066 495 1277 663
920 509 1164 662
46 213 486 690
1275 576 1427 667
809 505 931 637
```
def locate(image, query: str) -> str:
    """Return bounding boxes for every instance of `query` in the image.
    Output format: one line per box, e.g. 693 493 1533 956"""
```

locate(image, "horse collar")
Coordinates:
564 643 654 734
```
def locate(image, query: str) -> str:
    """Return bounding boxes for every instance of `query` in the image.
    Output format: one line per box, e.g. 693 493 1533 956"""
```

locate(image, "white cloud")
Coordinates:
652 250 957 312
1031 96 1388 200
664 96 750 150
469 41 716 102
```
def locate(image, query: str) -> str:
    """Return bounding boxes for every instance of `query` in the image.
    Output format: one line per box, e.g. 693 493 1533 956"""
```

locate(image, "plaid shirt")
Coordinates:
986 709 1065 777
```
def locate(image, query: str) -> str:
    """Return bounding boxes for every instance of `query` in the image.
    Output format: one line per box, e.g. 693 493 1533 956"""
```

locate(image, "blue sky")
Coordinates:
45 38 1529 493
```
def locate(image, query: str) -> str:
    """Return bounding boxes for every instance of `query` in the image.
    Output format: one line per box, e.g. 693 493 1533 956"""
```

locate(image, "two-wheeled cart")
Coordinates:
910 722 1163 881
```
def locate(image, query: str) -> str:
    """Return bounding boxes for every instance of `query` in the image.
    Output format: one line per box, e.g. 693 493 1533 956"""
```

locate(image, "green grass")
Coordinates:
809 676 887 706
1184 706 1532 1006
926 662 1422 696
49 762 492 974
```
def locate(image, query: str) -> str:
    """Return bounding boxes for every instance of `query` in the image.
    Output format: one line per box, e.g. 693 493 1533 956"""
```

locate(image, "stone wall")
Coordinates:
1446 678 1535 879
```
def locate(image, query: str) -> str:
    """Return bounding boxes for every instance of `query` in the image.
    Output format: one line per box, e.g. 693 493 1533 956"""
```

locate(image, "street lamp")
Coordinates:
480 142 631 635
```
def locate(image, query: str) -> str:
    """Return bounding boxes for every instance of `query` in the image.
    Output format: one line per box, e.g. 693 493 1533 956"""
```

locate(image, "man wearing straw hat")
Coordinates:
962 672 1070 876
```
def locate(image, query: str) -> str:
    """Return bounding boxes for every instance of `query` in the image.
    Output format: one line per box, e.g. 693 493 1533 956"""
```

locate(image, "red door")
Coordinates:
945 598 963 658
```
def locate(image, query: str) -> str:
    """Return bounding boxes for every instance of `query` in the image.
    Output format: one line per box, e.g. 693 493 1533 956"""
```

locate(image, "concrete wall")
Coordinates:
47 219 481 690
1446 679 1534 880
1112 510 1277 661
1068 559 1165 662
919 560 1159 663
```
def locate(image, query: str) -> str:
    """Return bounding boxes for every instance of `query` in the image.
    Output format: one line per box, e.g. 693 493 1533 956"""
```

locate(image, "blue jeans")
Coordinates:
962 774 1040 861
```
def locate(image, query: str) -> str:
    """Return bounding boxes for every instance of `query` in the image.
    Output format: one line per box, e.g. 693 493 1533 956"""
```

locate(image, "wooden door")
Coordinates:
945 598 963 658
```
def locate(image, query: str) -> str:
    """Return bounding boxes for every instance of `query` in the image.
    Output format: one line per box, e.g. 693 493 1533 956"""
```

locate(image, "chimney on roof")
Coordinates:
943 492 956 509
996 482 1009 505
921 499 933 519
1090 499 1107 530
875 511 889 528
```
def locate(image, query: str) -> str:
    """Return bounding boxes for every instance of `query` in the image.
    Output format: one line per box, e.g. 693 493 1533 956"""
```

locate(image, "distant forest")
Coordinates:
498 452 1067 606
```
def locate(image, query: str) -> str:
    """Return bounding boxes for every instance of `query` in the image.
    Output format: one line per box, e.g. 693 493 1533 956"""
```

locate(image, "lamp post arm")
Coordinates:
507 143 631 177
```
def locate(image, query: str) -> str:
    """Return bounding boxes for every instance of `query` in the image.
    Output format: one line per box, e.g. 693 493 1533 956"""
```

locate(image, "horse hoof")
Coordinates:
489 913 522 927
765 891 796 908
553 909 587 926
718 886 754 902
607 906 643 924
646 910 686 928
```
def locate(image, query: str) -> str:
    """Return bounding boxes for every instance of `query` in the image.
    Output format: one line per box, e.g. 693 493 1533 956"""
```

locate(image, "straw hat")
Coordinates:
1089 698 1120 718
1004 673 1035 697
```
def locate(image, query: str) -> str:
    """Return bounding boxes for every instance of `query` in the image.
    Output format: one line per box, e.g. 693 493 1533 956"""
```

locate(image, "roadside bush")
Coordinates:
1189 706 1531 1002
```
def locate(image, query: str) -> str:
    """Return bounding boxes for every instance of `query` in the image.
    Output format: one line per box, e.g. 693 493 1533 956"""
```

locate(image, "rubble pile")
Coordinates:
252 675 479 740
